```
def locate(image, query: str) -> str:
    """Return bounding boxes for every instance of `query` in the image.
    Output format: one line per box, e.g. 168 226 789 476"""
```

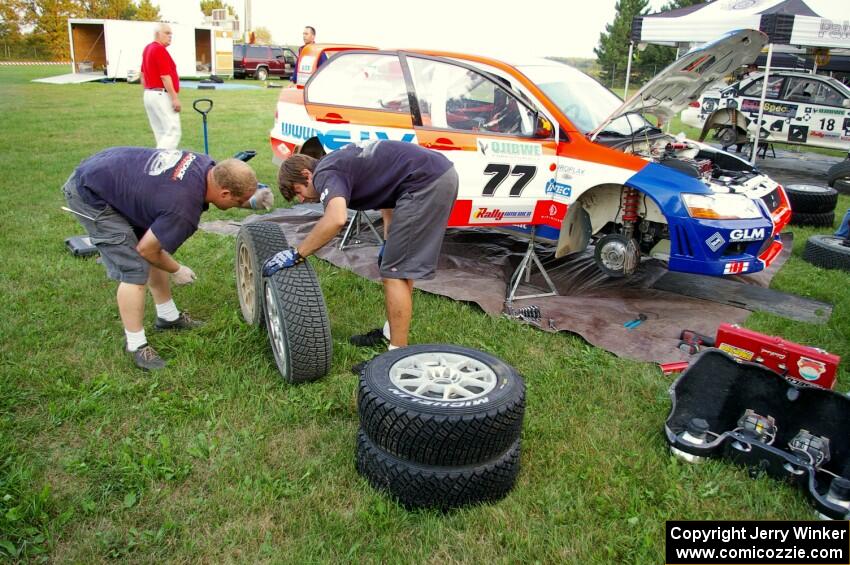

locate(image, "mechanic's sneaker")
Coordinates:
349 328 387 347
130 344 166 371
154 312 204 331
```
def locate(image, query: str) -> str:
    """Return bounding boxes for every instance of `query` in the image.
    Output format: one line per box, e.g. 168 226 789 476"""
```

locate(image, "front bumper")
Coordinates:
667 186 791 277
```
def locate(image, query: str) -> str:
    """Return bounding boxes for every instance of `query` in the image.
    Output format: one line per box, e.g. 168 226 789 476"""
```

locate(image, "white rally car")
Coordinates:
682 70 850 155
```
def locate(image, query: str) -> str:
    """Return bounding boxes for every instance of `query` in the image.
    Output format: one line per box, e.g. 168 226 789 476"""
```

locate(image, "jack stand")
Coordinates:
505 226 558 304
339 210 384 250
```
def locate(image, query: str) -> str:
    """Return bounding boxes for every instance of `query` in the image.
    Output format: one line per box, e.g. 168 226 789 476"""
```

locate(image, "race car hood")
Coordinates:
592 29 767 137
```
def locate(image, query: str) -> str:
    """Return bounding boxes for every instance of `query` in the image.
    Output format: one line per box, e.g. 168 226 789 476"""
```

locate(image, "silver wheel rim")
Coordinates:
388 352 497 401
788 184 829 193
822 236 850 250
600 239 627 273
237 241 256 320
264 282 289 376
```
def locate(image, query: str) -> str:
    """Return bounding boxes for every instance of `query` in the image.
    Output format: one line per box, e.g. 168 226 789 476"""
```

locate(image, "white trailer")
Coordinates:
67 18 232 80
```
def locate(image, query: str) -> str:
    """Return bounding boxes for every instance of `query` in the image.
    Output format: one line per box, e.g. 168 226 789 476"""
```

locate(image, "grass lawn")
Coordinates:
1 64 849 563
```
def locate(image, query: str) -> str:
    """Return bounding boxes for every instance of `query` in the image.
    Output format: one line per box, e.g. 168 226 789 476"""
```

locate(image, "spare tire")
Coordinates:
802 235 850 271
262 256 333 384
355 430 520 510
784 184 838 214
235 222 289 326
357 344 525 466
790 210 835 228
827 159 850 192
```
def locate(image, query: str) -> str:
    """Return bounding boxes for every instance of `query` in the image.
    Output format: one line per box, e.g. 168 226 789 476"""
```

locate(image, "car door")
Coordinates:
735 75 789 144
283 49 297 78
404 55 556 228
270 47 285 77
302 52 415 152
784 77 849 151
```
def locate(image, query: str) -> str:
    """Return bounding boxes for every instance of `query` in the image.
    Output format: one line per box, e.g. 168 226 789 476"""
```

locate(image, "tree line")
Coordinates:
0 0 239 61
595 0 704 87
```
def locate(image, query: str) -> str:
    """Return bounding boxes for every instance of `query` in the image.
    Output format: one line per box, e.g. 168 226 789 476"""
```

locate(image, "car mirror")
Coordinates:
843 99 850 109
534 115 554 138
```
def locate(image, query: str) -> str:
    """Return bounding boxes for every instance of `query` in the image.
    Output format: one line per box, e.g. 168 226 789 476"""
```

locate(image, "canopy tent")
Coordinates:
629 0 850 162
632 0 850 51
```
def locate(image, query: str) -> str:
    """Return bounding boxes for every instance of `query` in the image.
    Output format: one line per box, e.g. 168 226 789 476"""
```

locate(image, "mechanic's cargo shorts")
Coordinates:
62 174 150 285
380 167 459 280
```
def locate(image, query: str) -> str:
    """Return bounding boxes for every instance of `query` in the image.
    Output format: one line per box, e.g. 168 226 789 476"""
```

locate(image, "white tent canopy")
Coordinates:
632 0 850 50
631 0 850 163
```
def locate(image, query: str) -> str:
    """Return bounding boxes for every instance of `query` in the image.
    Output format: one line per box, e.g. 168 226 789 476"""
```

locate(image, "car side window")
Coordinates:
233 45 244 59
812 82 844 107
783 77 820 102
247 45 265 59
284 49 297 65
271 47 283 59
306 53 409 112
407 57 535 136
740 76 783 98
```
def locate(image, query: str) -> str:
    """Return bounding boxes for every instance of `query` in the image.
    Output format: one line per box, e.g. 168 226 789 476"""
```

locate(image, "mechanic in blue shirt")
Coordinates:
268 140 459 372
62 147 263 370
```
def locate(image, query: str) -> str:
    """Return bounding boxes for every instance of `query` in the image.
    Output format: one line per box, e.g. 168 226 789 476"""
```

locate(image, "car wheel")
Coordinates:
262 259 333 384
235 222 289 326
784 184 838 214
355 430 521 510
357 344 525 466
594 234 639 278
827 160 850 194
715 125 738 148
802 235 850 271
256 67 268 81
790 210 835 228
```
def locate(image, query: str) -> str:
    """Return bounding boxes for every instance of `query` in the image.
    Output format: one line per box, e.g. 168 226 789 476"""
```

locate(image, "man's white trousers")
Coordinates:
143 90 181 150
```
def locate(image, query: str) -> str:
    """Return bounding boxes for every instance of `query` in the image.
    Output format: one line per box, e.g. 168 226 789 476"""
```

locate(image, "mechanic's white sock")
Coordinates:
125 329 147 352
388 344 400 350
156 299 179 322
382 320 391 340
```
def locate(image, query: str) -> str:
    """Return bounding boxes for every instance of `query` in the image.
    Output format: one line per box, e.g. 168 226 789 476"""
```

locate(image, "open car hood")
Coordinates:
592 29 767 137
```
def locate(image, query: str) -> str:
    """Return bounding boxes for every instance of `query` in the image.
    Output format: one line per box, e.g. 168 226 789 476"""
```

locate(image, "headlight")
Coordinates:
681 193 763 220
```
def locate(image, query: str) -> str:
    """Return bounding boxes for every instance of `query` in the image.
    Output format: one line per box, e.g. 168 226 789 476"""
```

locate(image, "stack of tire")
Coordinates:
828 159 850 195
785 184 838 228
355 345 526 510
234 221 333 383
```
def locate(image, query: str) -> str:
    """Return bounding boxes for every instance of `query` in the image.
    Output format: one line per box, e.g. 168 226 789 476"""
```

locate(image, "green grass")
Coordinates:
1 64 849 563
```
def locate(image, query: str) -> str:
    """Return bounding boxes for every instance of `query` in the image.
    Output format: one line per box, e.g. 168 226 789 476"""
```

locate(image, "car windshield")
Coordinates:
517 63 654 135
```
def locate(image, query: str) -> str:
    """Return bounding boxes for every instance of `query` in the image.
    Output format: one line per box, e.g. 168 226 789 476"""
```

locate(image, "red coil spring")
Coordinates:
622 187 639 223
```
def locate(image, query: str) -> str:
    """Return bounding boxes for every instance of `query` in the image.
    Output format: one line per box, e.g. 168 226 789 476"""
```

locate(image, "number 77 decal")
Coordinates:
482 163 537 197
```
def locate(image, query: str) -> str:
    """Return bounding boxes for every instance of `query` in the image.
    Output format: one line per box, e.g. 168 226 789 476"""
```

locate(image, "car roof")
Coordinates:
746 70 850 92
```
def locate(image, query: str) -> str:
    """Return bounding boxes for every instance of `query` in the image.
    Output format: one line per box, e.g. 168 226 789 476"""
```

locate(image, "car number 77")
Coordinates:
482 163 537 197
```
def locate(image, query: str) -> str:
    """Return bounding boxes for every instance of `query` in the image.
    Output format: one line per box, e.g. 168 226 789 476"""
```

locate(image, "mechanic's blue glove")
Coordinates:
377 243 385 268
263 248 303 276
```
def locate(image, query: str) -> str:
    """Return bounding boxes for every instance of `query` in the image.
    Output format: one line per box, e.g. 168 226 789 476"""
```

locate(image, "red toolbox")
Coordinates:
714 323 840 389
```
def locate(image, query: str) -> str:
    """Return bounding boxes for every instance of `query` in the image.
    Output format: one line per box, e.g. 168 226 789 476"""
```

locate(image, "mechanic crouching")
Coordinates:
62 147 268 370
268 140 459 372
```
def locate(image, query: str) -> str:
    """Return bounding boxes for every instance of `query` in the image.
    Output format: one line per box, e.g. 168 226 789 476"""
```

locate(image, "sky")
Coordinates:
156 0 670 59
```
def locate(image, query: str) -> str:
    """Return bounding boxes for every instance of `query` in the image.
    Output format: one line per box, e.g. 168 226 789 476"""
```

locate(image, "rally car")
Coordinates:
681 70 850 155
269 29 791 278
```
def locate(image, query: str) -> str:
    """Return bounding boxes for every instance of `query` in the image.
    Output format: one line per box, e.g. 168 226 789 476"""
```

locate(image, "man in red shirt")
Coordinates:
141 23 181 149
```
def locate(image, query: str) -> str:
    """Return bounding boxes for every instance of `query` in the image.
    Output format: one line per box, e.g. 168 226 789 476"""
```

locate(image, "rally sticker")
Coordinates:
719 343 754 361
797 357 826 381
723 261 750 275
